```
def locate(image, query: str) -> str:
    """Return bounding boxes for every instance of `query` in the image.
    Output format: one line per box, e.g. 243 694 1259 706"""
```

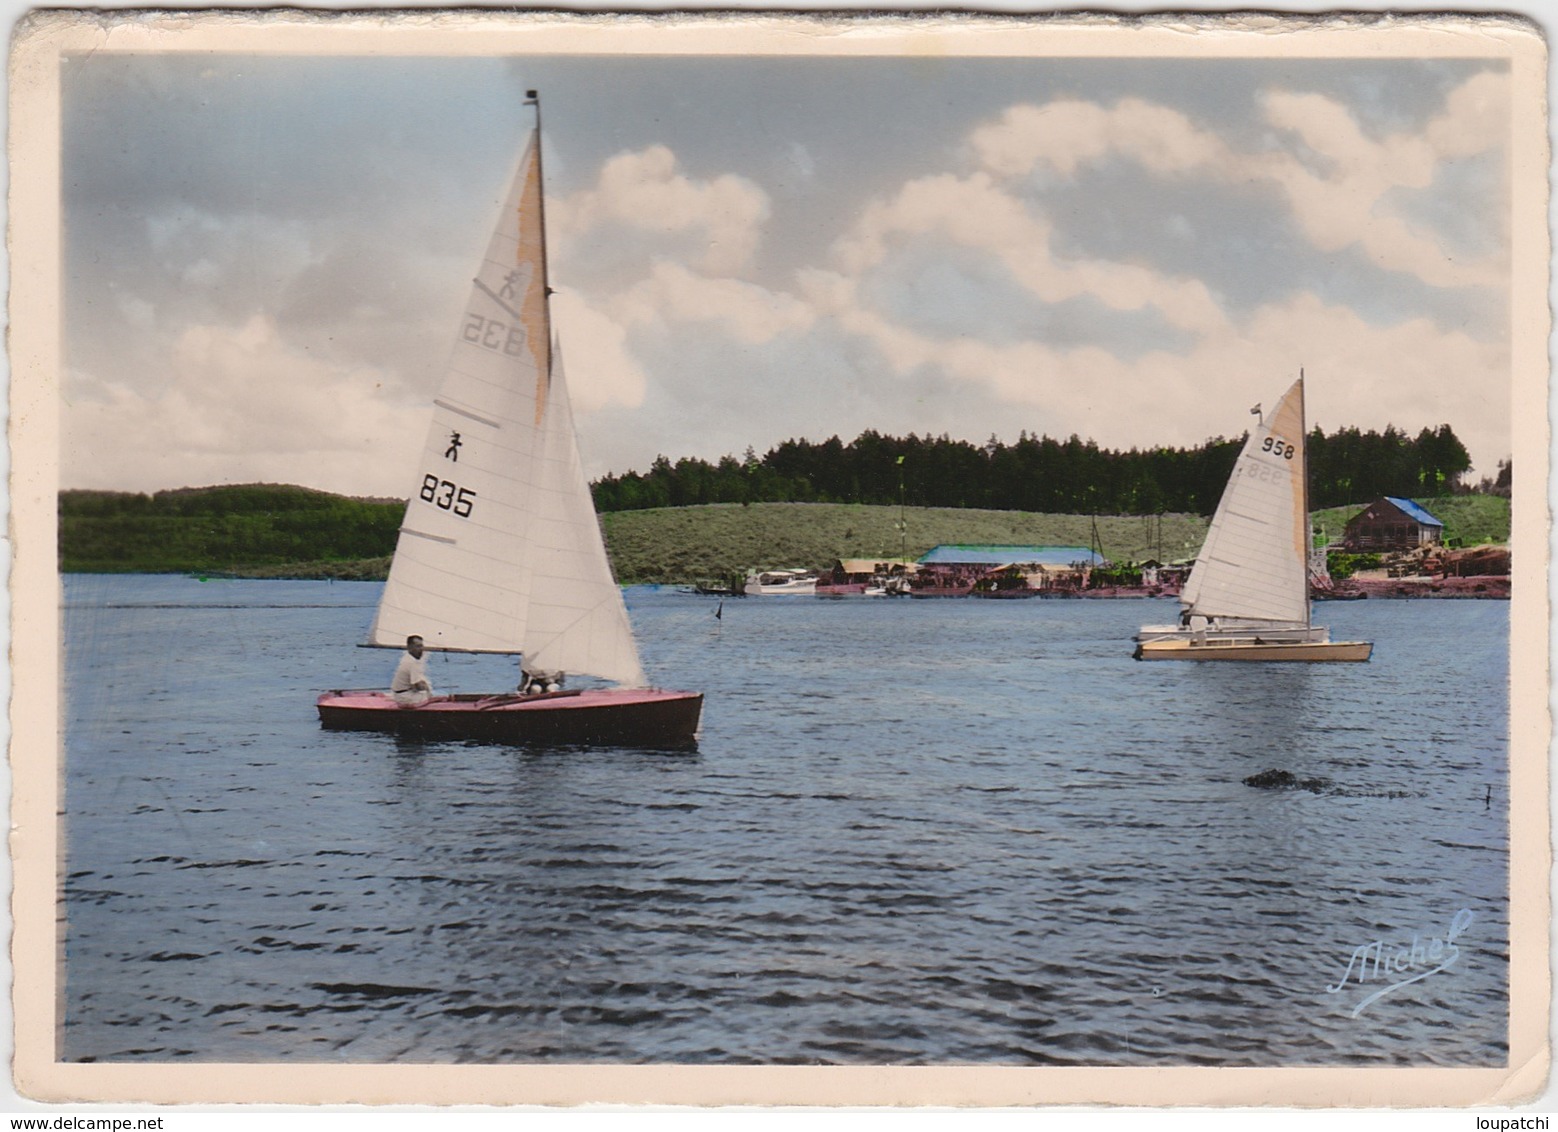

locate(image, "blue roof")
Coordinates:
1383 497 1444 527
918 544 1103 567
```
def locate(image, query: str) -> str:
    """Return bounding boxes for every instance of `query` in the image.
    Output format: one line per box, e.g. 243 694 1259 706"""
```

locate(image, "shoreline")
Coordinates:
61 570 1512 599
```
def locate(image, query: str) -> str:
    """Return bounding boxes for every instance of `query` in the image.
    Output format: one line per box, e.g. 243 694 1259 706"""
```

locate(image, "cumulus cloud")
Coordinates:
1257 83 1507 288
800 266 1506 471
971 98 1234 180
550 288 649 413
61 60 1512 493
551 145 771 276
610 261 815 345
544 145 813 411
967 74 1506 290
65 314 425 495
830 171 1229 337
796 72 1509 475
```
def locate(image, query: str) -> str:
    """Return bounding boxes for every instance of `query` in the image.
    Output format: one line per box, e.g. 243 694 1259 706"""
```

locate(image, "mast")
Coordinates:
898 454 906 565
526 89 553 380
1299 368 1311 629
522 86 547 687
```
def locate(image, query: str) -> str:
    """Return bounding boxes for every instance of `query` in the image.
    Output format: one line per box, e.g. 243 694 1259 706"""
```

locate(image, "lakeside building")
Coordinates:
912 545 1105 597
817 558 917 596
1341 498 1445 552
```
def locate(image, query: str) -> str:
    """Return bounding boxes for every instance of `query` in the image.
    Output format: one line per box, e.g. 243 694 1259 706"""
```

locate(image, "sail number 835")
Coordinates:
1261 437 1296 459
421 474 476 517
463 312 527 356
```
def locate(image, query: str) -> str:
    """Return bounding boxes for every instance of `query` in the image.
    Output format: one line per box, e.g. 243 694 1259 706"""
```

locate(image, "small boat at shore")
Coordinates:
745 569 819 596
1134 375 1371 662
317 92 701 745
908 582 974 598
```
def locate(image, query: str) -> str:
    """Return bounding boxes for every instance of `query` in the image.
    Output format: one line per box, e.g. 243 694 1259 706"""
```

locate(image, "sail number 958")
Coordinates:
421 474 476 517
1262 437 1296 459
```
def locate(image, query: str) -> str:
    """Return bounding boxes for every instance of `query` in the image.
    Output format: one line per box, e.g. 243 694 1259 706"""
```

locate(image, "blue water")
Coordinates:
61 576 1509 1065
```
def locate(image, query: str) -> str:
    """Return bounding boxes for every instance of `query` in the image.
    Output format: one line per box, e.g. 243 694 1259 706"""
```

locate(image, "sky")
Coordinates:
59 46 1516 497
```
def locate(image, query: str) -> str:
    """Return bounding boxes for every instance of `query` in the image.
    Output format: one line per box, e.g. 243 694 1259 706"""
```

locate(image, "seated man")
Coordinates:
519 668 564 696
391 635 434 707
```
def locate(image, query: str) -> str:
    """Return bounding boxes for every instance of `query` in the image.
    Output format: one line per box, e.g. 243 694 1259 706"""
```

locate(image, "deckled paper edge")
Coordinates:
8 7 1550 1111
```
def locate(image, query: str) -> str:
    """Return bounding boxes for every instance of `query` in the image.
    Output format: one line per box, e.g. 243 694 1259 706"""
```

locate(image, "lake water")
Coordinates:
61 575 1509 1065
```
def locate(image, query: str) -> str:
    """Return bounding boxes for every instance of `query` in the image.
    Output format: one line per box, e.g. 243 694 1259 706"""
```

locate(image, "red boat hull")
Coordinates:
316 688 703 748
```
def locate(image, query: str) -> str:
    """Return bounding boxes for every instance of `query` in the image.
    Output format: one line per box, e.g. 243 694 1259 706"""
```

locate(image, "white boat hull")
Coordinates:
744 579 817 596
1132 378 1372 663
1134 637 1373 662
1135 621 1325 644
744 570 818 595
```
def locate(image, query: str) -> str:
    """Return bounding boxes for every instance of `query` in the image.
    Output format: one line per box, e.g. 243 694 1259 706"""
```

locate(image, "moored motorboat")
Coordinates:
744 569 818 596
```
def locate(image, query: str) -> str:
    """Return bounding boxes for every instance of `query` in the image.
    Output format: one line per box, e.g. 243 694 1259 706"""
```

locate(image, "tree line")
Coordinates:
60 484 402 573
591 423 1476 516
56 421 1481 572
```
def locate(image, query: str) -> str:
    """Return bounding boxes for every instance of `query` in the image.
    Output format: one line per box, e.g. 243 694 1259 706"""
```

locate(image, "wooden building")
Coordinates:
1342 497 1445 552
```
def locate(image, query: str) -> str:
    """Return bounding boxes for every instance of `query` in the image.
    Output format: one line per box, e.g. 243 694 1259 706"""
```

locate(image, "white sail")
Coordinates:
1179 378 1310 624
368 125 644 686
520 341 646 685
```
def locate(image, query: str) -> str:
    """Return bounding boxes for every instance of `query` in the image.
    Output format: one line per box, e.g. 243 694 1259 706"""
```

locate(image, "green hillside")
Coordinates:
1310 494 1510 549
59 485 1510 584
599 503 1207 585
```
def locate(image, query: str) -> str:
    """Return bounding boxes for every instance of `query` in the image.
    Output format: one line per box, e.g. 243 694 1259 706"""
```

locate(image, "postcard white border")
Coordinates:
8 9 1550 1109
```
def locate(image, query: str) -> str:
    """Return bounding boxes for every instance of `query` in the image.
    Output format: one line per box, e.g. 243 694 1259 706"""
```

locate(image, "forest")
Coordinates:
60 484 403 574
590 423 1480 515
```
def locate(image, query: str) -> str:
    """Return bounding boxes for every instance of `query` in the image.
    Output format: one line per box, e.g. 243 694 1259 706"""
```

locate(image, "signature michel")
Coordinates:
1326 909 1475 1017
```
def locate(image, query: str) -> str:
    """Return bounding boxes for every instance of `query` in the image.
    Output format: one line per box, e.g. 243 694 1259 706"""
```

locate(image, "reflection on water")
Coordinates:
61 576 1509 1064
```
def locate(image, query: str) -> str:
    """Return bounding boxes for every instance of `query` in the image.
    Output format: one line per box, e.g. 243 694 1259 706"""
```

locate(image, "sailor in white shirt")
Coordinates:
391 635 434 707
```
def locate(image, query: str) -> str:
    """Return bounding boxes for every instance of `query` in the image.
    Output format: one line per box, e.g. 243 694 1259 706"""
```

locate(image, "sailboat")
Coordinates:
317 92 703 745
1133 375 1372 662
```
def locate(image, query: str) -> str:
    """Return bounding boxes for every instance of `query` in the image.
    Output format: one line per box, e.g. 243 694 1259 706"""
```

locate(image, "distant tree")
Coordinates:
587 421 1478 516
1475 458 1513 498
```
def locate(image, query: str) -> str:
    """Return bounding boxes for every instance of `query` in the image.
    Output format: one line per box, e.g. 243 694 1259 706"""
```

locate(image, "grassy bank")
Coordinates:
599 503 1207 584
1310 494 1510 549
60 485 1510 585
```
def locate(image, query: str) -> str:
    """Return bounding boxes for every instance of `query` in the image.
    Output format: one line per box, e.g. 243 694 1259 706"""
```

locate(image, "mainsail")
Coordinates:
1178 378 1310 624
367 125 645 687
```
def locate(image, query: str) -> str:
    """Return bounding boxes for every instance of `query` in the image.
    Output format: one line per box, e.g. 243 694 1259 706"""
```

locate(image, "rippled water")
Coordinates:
61 575 1509 1065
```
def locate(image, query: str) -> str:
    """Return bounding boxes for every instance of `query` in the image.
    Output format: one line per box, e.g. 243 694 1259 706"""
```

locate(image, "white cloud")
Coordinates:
776 73 1509 478
967 75 1506 290
545 148 811 418
971 97 1233 180
1257 83 1507 288
799 265 1506 474
65 314 424 496
610 261 815 345
63 64 1511 495
552 145 771 276
830 171 1228 336
551 289 649 413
